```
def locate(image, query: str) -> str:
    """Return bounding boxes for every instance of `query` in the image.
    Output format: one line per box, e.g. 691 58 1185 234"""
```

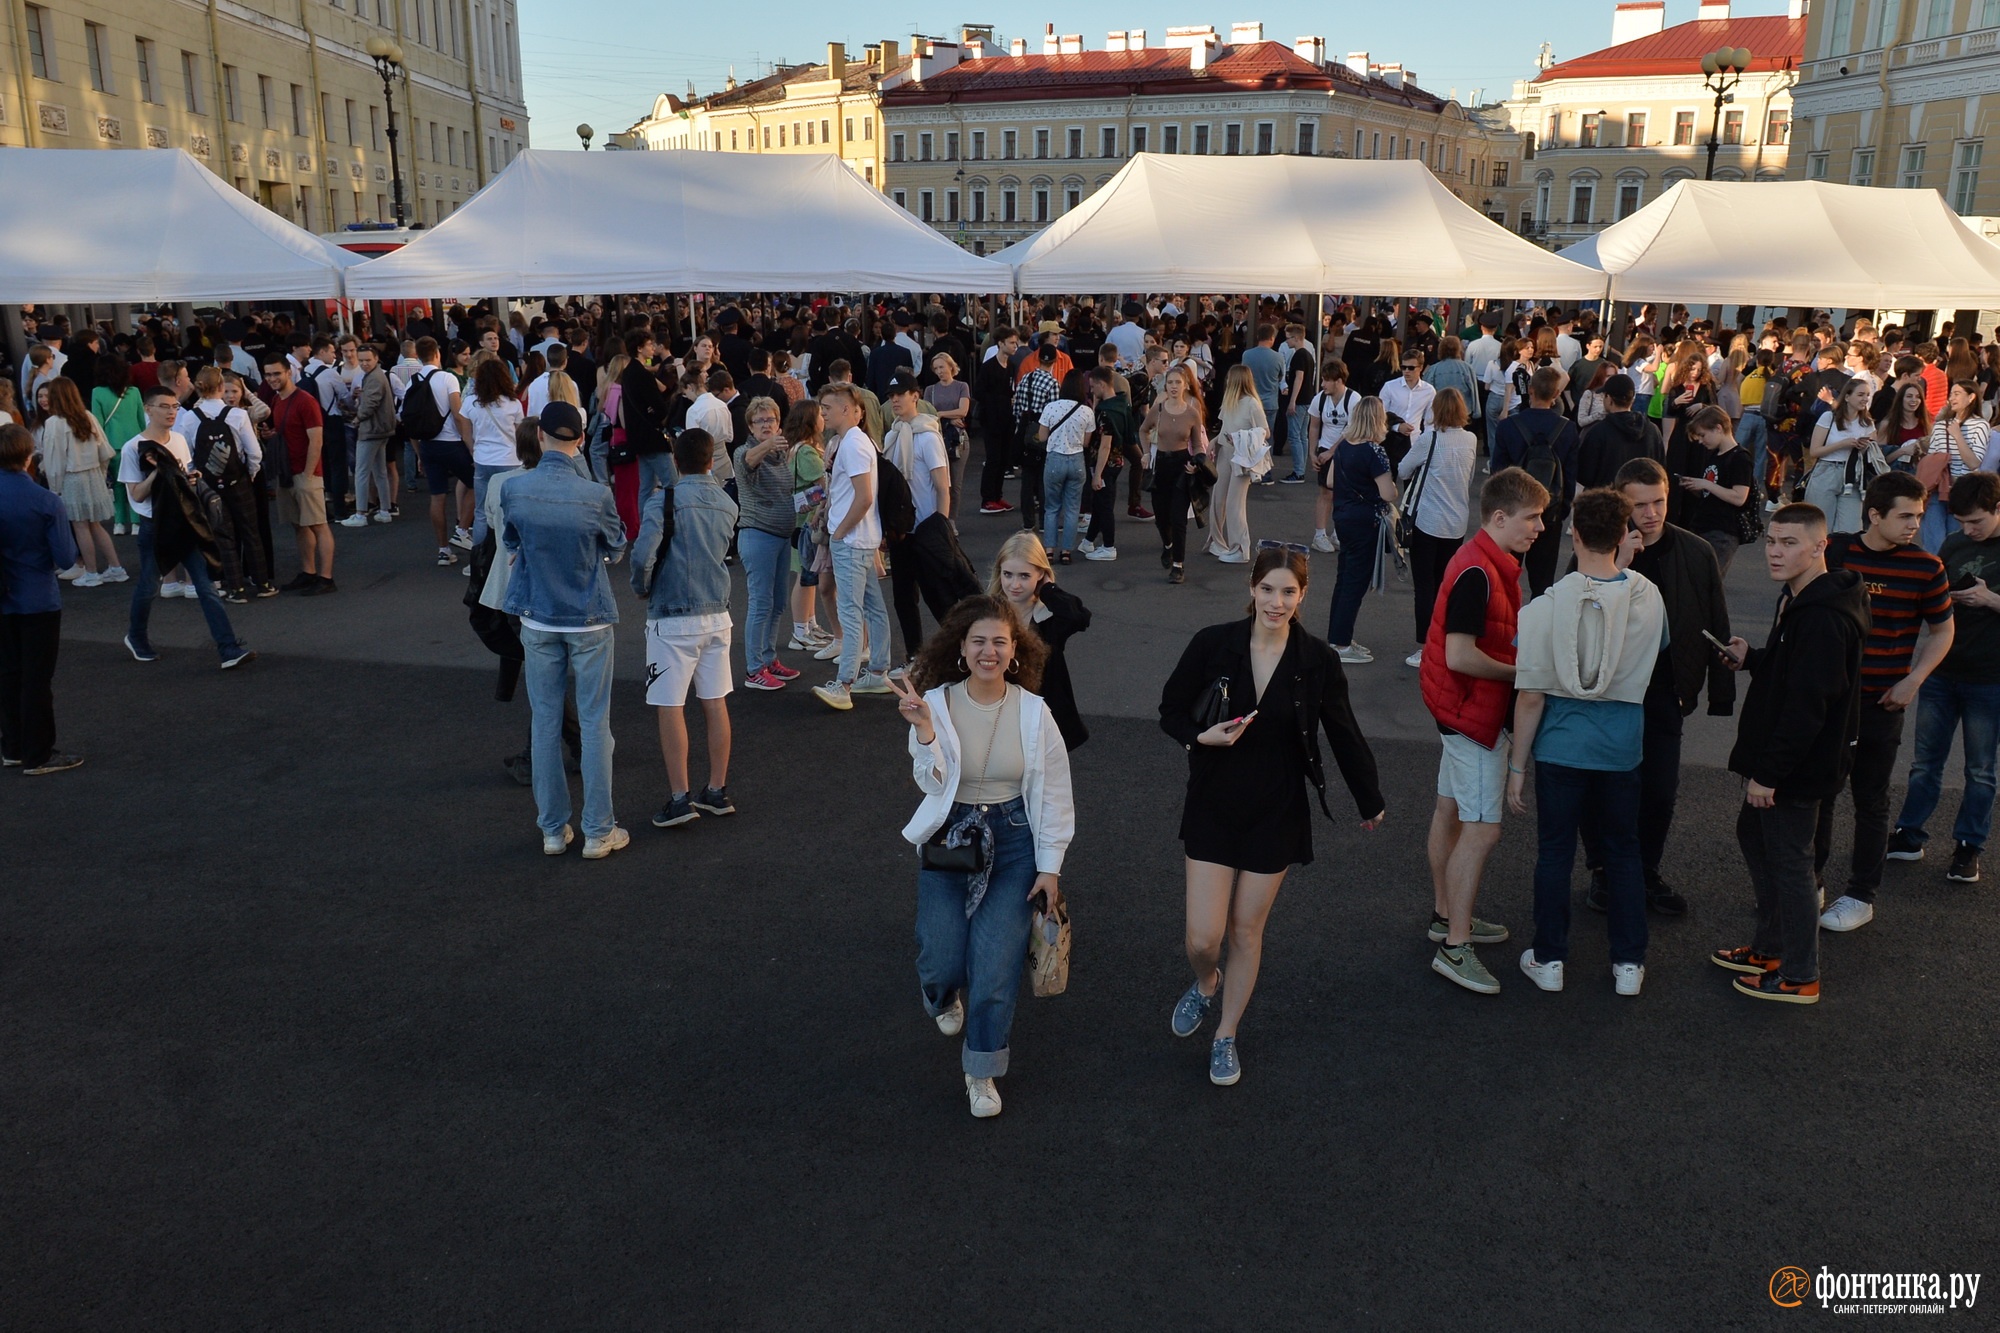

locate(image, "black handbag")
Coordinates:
920 837 984 873
1192 675 1232 731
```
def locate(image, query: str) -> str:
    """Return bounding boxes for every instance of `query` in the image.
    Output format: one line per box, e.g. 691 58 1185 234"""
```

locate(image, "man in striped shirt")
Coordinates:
1817 472 1955 931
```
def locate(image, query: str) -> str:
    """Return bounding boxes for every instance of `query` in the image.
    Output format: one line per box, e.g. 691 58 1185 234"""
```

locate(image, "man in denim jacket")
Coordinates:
501 402 629 859
630 428 739 830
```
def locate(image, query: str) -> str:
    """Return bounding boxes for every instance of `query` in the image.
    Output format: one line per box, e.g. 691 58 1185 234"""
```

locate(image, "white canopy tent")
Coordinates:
1558 179 2000 309
345 148 1015 297
0 148 358 302
993 155 1607 299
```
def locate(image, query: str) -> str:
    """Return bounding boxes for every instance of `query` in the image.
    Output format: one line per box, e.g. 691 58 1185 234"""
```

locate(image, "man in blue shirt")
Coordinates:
1239 324 1287 485
0 423 82 774
1491 365 1581 595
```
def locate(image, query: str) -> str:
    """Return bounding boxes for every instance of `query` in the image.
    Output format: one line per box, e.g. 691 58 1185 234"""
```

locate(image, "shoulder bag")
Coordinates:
1192 674 1232 731
1398 430 1439 549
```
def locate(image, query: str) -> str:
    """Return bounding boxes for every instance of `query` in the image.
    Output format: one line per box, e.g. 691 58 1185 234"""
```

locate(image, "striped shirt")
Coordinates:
1825 534 1952 696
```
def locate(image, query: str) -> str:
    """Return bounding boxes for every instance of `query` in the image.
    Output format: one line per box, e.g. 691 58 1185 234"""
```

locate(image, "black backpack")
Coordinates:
190 407 247 487
870 437 918 540
1521 421 1565 509
400 368 448 441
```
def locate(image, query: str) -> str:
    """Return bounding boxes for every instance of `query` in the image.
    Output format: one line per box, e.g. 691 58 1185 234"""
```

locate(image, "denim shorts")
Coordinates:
1438 730 1508 824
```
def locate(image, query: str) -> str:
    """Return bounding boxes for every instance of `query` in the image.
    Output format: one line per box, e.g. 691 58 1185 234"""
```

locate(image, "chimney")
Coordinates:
827 42 846 81
1059 33 1083 55
1294 36 1326 65
1010 37 1026 56
1611 2 1666 46
1127 28 1146 48
1698 0 1731 21
1107 31 1128 53
864 43 881 68
1787 0 1806 16
1230 21 1264 44
1378 63 1405 90
880 38 899 70
1043 23 1058 55
1345 50 1370 77
1191 40 1211 71
1165 25 1219 49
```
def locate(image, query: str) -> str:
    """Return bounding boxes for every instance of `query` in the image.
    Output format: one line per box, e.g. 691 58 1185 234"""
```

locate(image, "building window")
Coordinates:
292 83 309 137
1256 122 1274 155
1034 187 1049 221
85 22 110 92
183 52 206 115
1065 186 1080 211
1002 188 1017 221
1870 0 1906 46
1546 111 1561 146
864 163 873 183
1194 124 1211 155
893 189 907 209
1224 123 1243 155
446 121 458 164
1101 126 1117 158
1003 129 1017 159
946 131 959 160
972 189 986 221
804 121 814 145
346 99 357 146
429 120 439 161
920 189 933 221
730 129 738 150
370 105 382 151
919 132 933 160
1617 182 1641 218
863 116 873 140
1807 151 1829 180
762 125 771 149
844 117 855 142
821 119 831 143
24 5 53 81
1493 161 1509 186
223 66 244 122
1827 0 1856 53
1954 141 1984 213
1722 109 1744 145
1900 144 1927 187
1626 111 1647 147
1673 112 1696 146
1161 125 1179 154
1766 109 1790 146
1035 129 1049 159
1067 127 1082 158
971 129 986 159
1370 131 1381 160
1924 0 1951 39
1296 121 1315 156
1132 125 1148 153
257 74 272 127
1985 0 2000 28
946 190 959 222
1570 181 1594 224
1852 148 1875 186
1578 113 1600 148
891 133 905 162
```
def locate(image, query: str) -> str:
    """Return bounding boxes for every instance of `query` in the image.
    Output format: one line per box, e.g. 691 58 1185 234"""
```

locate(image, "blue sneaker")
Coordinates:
651 793 699 828
1209 1036 1241 1086
1170 970 1221 1038
692 785 735 816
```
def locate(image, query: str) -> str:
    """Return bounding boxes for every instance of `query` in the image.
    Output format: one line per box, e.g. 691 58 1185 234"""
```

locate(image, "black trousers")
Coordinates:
888 515 982 657
1407 528 1462 645
322 418 351 520
216 478 269 589
1152 450 1193 564
1018 444 1045 532
255 475 278 586
978 417 1012 505
1581 688 1684 879
1740 797 1823 984
1524 517 1563 596
1812 695 1906 904
1085 465 1122 547
0 610 61 767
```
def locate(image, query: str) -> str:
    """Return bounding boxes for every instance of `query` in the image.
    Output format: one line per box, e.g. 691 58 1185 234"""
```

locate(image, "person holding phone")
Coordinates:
893 596 1073 1120
1157 548 1385 1086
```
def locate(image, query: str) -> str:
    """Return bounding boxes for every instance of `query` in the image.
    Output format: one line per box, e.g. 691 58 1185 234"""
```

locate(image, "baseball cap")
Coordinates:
886 370 923 396
538 401 584 441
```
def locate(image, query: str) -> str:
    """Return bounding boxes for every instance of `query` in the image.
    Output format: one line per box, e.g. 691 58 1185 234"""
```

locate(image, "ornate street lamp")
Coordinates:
1700 46 1752 181
578 123 595 150
365 36 409 225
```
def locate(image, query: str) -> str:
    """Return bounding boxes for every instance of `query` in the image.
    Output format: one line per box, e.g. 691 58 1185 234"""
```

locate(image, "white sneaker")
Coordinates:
449 528 475 550
1335 643 1373 664
339 513 370 528
581 826 630 860
112 523 127 535
1085 545 1118 561
936 995 965 1036
79 571 106 588
1076 537 1096 554
542 824 574 856
787 628 820 651
813 680 853 711
1819 895 1875 932
852 671 894 695
965 1073 1002 1118
1519 949 1565 992
371 510 394 524
1612 962 1645 997
1404 648 1424 668
159 581 187 599
812 638 845 661
1216 551 1250 564
100 566 128 583
57 565 84 581
1311 531 1337 553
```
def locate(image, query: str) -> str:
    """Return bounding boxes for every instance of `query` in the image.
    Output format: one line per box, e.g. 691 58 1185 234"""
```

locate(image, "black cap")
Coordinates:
886 370 922 396
1121 300 1145 319
892 308 914 327
538 401 585 441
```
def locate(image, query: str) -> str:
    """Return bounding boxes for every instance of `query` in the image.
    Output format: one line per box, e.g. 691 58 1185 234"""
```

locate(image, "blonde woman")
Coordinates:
989 529 1090 750
1209 364 1267 564
37 377 122 585
1324 397 1397 663
1803 377 1883 533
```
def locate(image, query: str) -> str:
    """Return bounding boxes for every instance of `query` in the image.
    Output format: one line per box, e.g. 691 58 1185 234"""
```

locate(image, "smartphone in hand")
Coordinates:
1701 628 1741 666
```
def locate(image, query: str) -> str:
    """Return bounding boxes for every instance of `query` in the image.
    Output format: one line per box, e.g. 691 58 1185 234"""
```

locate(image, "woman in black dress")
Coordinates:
990 530 1090 749
1157 548 1386 1087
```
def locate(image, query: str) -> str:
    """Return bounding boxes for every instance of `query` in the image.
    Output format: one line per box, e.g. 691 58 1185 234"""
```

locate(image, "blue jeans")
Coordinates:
830 540 890 682
126 518 246 661
1286 406 1309 478
915 796 1039 1078
471 462 510 543
1895 675 2000 850
1734 412 1768 500
1041 451 1086 553
520 624 617 840
1326 515 1377 646
1920 496 1958 555
1532 762 1646 966
738 527 791 673
638 451 678 517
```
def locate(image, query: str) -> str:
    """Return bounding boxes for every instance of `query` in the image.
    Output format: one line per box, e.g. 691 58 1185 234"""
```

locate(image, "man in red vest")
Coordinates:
1420 467 1549 994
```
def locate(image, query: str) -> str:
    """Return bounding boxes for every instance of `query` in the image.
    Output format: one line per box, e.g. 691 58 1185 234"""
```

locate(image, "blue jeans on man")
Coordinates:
1894 674 2000 850
638 450 678 517
1041 451 1086 554
1286 406 1309 479
737 527 791 674
520 624 617 841
1533 762 1647 965
126 519 247 662
915 797 1039 1078
830 540 890 683
1734 411 1768 502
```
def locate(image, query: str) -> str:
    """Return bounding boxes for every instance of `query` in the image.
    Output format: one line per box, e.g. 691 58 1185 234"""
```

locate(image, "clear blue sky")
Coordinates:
519 1 1794 149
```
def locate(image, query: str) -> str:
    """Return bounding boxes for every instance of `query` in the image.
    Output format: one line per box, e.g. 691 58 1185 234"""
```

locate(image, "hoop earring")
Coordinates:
1006 659 1020 675
957 656 967 672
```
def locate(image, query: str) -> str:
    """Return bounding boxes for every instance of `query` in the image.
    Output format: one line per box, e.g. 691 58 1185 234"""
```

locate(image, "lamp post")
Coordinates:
365 36 408 226
577 123 594 150
1700 46 1752 181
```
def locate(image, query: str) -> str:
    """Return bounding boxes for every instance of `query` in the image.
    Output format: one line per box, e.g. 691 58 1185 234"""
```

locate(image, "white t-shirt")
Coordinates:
524 374 551 420
417 368 461 442
889 420 949 525
827 426 882 550
1556 332 1582 372
1104 321 1147 370
1466 333 1503 382
463 394 525 467
1310 388 1360 448
117 431 191 519
1039 399 1095 456
174 400 263 478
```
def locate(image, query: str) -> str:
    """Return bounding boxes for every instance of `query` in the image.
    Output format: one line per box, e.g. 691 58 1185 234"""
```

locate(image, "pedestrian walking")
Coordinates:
0 422 82 774
1325 397 1396 664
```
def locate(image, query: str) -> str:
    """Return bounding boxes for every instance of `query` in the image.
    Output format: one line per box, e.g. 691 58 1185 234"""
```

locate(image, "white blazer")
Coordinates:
901 683 1075 875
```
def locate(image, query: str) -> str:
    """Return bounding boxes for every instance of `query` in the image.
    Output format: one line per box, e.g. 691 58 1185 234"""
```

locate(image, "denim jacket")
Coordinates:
500 452 626 628
631 470 738 620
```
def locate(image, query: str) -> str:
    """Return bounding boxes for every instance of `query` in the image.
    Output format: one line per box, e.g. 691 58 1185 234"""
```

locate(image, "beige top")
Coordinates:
946 683 1024 804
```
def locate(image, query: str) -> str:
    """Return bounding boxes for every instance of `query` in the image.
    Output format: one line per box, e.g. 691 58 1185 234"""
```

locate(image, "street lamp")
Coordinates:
1700 45 1752 181
365 36 408 226
577 123 594 150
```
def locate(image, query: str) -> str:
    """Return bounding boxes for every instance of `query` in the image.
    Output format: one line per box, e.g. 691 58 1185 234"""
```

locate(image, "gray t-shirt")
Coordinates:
733 439 797 537
1242 344 1286 409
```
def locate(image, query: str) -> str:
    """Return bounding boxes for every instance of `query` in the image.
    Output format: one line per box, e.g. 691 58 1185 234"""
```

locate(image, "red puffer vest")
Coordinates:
1420 528 1522 749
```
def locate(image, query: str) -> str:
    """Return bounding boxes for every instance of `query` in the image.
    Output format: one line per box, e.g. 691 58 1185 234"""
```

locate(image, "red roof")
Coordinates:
1533 14 1804 82
884 41 1334 105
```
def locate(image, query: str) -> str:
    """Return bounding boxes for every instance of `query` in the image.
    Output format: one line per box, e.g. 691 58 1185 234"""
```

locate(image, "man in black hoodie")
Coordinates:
1575 375 1664 490
1713 502 1868 1005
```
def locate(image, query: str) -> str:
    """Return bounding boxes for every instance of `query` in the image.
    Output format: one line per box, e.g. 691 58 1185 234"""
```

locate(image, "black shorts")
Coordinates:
419 438 473 495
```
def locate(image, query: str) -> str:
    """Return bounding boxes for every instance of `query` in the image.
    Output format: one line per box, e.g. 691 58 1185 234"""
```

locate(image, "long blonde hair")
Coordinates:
545 368 580 407
1344 396 1388 444
1221 363 1256 415
987 529 1055 598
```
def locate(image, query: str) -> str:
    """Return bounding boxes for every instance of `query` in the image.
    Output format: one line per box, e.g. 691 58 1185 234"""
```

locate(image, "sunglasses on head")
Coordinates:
1257 540 1311 556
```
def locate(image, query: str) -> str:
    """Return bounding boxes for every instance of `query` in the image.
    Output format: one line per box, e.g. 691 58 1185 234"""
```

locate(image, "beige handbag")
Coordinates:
1027 901 1071 997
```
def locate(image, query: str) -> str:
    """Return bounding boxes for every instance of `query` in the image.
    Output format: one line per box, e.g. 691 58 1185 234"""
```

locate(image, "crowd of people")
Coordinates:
2 292 1996 1117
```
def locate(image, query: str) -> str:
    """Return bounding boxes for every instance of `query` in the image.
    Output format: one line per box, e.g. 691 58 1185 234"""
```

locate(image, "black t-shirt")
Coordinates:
1938 533 2000 681
1686 446 1753 536
1281 347 1315 412
1436 565 1497 737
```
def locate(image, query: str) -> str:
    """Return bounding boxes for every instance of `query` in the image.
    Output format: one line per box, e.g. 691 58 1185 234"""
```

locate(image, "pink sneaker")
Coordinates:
744 667 785 691
766 660 800 681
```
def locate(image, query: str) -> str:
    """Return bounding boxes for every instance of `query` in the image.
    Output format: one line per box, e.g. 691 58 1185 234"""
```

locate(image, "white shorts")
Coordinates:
1437 730 1508 825
644 619 733 706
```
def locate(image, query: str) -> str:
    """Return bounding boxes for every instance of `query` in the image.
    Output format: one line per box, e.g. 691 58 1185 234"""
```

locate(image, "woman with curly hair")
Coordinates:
889 594 1074 1120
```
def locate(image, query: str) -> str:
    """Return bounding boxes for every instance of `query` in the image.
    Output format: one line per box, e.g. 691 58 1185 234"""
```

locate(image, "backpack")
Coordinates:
400 368 448 441
300 363 340 420
190 406 247 487
870 436 919 540
1520 421 1565 510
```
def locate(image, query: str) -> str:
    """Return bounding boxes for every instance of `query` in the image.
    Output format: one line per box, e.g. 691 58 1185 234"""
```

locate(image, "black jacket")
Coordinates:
1576 410 1665 491
1031 583 1091 750
618 359 675 455
1728 570 1869 800
1631 525 1735 717
1159 619 1384 819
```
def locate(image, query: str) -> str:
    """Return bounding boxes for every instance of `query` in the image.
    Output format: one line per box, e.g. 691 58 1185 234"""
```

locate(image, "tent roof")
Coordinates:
345 149 1014 296
1557 179 2000 308
0 149 357 302
995 155 1608 298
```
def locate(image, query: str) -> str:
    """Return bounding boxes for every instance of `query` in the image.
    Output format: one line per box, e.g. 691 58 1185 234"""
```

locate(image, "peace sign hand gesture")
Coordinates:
888 673 936 744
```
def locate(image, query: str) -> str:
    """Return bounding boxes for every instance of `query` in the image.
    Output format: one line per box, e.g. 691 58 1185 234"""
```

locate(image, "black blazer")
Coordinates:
1032 583 1091 750
1159 619 1385 819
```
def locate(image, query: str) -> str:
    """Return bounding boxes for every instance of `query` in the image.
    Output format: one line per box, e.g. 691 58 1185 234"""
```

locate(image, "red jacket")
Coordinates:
1420 527 1522 749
